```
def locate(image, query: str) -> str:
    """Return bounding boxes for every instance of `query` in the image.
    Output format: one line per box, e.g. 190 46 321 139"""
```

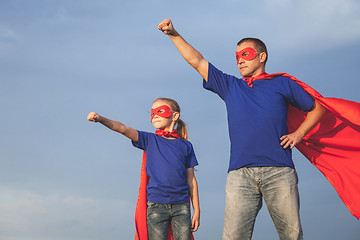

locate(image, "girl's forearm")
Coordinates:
98 116 138 142
189 177 200 214
99 116 126 133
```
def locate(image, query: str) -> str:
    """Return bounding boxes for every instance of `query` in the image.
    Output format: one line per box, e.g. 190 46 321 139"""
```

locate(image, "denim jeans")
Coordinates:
147 201 191 240
223 167 303 240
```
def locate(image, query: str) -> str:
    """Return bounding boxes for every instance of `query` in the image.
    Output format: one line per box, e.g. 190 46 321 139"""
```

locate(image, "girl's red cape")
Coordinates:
268 73 360 219
134 152 195 239
134 73 360 240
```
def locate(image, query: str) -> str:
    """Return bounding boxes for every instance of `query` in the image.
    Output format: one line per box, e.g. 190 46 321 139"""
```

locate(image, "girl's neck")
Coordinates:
155 128 180 139
161 126 174 132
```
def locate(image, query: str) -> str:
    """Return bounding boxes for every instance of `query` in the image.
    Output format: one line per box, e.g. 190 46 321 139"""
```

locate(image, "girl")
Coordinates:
87 98 200 240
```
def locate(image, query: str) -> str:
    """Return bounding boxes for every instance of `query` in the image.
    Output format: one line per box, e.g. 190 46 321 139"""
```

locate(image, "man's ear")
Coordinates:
259 52 267 63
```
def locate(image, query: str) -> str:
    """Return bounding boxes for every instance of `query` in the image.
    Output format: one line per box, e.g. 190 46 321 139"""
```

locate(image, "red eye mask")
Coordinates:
236 47 258 63
151 105 172 121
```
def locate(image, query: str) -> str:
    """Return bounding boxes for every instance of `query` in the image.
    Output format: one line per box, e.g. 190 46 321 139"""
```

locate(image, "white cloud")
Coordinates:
0 190 47 232
0 26 21 44
0 188 134 240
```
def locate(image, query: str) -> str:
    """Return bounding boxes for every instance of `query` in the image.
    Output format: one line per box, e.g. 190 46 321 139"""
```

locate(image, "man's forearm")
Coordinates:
295 100 326 137
280 100 326 149
169 32 208 78
159 19 208 80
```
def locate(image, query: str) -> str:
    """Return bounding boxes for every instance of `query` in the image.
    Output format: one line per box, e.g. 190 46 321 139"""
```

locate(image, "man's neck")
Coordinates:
244 70 266 79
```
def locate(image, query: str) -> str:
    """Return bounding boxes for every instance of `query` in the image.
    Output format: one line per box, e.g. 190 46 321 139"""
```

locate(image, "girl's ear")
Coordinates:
172 112 180 122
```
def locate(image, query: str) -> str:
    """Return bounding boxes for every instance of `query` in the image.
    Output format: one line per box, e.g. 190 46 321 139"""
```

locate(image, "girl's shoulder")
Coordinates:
139 131 194 148
178 138 196 151
137 130 155 137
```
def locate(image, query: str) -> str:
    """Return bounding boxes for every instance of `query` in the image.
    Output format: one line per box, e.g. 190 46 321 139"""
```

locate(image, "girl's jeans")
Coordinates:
147 201 191 240
222 167 303 240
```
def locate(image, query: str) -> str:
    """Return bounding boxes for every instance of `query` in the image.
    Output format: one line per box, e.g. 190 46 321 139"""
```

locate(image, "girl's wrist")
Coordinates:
193 209 200 215
97 115 103 123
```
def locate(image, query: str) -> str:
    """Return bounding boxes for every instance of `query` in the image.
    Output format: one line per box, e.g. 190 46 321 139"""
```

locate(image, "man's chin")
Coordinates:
239 69 250 77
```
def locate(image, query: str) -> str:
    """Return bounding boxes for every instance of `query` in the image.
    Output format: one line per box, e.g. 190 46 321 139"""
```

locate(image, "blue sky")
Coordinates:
1 0 359 239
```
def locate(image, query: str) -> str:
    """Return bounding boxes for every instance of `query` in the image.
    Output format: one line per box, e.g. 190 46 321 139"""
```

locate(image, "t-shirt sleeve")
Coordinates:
131 131 151 150
186 142 199 168
287 79 315 112
203 62 234 100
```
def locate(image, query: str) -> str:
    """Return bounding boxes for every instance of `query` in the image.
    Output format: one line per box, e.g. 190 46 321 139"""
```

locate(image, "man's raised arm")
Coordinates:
158 19 209 81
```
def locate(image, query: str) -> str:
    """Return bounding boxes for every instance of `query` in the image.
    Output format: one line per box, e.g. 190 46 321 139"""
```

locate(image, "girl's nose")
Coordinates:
152 114 159 121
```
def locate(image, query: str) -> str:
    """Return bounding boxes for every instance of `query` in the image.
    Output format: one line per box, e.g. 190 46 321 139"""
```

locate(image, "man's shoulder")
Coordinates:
266 74 295 86
208 62 240 79
268 73 291 80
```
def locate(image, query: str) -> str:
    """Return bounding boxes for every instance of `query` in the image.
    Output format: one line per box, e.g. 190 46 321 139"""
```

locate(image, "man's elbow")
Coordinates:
192 59 208 80
311 100 326 117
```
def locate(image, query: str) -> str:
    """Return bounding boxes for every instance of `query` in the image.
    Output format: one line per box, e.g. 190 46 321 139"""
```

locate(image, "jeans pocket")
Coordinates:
147 201 157 208
183 202 191 213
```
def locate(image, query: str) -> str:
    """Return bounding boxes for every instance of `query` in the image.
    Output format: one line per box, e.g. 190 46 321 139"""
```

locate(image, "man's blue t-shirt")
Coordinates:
204 63 314 172
132 131 198 204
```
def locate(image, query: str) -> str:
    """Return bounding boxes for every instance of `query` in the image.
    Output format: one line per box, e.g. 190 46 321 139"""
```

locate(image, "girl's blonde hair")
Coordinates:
154 98 188 140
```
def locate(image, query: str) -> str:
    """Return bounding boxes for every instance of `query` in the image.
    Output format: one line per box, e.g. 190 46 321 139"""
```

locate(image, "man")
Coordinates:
158 19 326 240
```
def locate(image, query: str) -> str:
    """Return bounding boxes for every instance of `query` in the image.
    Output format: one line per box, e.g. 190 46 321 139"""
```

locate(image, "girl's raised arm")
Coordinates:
87 112 139 142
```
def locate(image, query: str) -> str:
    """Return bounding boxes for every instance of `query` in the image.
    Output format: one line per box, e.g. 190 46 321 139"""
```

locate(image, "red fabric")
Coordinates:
155 129 182 139
151 105 172 121
249 72 360 219
242 72 273 88
236 47 258 62
135 140 195 239
135 152 149 240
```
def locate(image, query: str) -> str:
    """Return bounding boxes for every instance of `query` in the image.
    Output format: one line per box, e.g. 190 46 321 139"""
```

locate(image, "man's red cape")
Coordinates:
134 73 360 240
134 152 195 240
263 73 360 219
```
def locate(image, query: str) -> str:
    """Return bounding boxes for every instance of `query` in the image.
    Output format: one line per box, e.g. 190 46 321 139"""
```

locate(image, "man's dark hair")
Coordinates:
237 38 268 64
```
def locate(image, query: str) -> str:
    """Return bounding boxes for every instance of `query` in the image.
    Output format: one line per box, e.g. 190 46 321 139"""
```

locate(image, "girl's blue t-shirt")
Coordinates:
204 63 315 172
132 131 198 204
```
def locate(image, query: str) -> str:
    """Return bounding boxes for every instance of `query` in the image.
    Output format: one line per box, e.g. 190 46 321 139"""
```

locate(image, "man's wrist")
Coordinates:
295 130 305 139
169 30 180 38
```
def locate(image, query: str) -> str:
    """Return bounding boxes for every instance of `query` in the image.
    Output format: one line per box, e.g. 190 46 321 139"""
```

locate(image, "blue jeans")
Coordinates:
147 201 191 240
223 167 303 240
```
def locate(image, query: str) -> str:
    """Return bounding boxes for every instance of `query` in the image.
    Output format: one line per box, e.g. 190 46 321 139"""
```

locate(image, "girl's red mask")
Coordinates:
151 105 172 121
236 47 258 63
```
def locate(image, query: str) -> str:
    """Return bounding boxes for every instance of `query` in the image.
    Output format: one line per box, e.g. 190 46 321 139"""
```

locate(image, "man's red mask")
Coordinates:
236 47 258 63
151 105 172 121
